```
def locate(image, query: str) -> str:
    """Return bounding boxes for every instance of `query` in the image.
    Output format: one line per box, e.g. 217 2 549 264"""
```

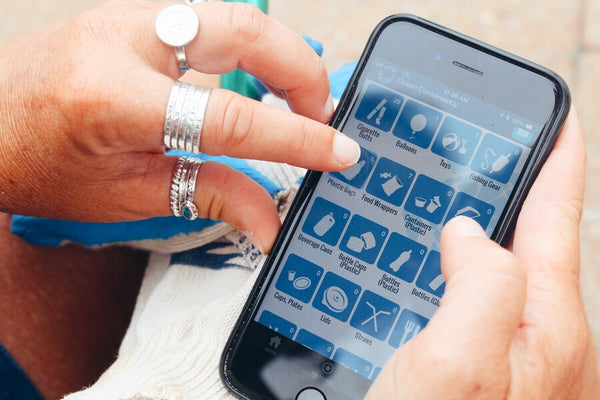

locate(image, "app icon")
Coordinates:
258 310 297 339
377 233 427 283
350 290 399 341
365 157 415 206
296 329 334 358
331 147 377 189
444 192 495 230
388 309 429 348
393 100 442 148
404 175 455 224
332 348 373 378
415 251 445 297
275 254 324 303
312 272 361 322
339 215 388 264
301 197 350 246
355 84 404 131
471 133 523 184
431 116 482 165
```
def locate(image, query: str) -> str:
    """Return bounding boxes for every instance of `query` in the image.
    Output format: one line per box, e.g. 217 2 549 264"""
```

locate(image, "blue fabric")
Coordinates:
170 240 242 270
0 344 44 400
11 152 281 247
329 61 357 99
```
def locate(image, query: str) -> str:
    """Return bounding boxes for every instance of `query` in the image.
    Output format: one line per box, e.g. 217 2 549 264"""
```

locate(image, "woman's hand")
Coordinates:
0 0 360 252
367 110 600 399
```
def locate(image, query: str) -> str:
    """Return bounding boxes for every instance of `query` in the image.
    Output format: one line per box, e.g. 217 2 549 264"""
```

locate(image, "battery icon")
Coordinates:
512 126 533 144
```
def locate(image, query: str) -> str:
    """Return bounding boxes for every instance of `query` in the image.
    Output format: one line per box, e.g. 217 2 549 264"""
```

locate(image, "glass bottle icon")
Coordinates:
313 213 335 237
389 249 412 272
429 274 445 291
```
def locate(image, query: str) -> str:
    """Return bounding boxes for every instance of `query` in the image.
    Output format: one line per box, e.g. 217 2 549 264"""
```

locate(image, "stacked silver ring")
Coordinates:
170 156 203 220
164 81 211 154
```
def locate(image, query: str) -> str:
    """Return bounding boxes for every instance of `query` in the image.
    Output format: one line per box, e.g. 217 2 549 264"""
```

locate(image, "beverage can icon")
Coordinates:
313 213 335 237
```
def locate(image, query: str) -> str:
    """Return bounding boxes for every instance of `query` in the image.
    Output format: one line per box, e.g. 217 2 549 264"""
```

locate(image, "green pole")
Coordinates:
221 0 269 99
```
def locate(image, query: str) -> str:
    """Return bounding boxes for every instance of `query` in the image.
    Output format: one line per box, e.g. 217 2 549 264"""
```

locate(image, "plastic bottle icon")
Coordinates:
313 213 335 237
390 249 412 272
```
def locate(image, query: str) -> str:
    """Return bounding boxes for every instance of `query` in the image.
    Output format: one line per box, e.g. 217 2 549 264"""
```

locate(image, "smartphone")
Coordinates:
221 14 570 400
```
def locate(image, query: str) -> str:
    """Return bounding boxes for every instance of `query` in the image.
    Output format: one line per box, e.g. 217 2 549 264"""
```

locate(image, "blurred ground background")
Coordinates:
1 0 598 367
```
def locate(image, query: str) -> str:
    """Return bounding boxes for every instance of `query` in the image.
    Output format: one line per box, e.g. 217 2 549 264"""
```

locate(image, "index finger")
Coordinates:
150 2 333 123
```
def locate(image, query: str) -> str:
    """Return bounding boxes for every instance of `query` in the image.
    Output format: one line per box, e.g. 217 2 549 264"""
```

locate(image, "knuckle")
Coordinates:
202 165 236 221
219 95 256 151
288 117 312 153
226 3 268 49
52 6 128 153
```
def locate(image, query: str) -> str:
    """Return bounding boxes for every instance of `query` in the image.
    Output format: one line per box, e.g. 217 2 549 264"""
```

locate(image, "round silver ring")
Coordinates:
164 81 211 154
155 4 199 72
170 156 204 219
169 157 186 217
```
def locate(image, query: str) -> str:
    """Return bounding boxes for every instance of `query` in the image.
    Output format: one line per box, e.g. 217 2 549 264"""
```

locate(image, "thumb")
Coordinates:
366 217 526 399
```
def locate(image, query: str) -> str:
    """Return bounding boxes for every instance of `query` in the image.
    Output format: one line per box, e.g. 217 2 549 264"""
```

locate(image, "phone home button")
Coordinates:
296 387 326 400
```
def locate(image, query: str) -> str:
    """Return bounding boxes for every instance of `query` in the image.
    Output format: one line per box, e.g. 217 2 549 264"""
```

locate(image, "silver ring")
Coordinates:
155 4 199 72
170 156 204 220
164 81 211 154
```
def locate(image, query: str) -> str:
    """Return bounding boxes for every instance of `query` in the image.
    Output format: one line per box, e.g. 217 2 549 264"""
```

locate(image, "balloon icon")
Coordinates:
409 114 427 139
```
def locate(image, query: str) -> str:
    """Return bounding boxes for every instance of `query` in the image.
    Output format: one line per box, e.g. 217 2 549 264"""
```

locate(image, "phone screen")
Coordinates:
224 16 567 400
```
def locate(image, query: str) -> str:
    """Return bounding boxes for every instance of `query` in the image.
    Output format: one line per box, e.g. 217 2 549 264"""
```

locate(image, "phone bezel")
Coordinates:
221 13 570 400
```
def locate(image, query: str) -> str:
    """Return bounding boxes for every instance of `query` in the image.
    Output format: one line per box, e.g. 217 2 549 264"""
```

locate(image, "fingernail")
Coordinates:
333 133 361 166
324 93 335 121
451 216 487 238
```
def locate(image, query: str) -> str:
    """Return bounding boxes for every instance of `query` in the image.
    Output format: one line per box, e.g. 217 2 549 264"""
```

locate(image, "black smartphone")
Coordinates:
221 14 570 400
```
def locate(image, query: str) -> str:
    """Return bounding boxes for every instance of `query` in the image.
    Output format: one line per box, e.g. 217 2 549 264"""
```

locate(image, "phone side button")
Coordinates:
296 387 327 400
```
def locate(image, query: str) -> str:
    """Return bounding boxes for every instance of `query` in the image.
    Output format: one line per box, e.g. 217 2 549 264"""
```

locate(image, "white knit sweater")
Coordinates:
63 161 305 400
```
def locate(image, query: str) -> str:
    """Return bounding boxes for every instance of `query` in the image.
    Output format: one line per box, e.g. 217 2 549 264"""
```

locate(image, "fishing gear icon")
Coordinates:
480 148 513 174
